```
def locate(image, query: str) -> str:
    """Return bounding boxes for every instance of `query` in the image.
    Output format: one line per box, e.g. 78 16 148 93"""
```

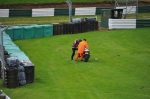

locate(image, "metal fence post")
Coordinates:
65 0 72 23
0 25 9 87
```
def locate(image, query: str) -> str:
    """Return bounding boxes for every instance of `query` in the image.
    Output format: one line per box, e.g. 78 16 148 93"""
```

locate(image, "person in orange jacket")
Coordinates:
75 39 88 61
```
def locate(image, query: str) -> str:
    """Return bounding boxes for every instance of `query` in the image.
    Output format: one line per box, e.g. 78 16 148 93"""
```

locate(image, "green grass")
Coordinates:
1 28 150 99
0 15 99 25
0 13 150 25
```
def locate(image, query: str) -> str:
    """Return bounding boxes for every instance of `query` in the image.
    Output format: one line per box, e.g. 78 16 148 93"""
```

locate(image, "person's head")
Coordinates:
83 39 86 41
78 39 82 42
76 39 81 44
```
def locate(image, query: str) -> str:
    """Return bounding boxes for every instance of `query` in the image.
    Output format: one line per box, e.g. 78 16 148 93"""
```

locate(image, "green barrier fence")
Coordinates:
138 6 150 13
23 26 35 39
9 9 32 17
136 19 150 28
34 25 44 38
5 27 14 40
5 24 54 40
13 26 24 40
9 51 29 60
43 24 53 36
54 8 75 16
0 6 149 17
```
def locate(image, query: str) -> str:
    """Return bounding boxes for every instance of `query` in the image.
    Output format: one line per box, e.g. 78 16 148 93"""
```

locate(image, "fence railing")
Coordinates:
0 6 150 17
108 19 150 29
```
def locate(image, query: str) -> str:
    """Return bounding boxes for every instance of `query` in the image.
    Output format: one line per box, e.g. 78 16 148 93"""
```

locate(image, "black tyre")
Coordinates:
6 67 18 76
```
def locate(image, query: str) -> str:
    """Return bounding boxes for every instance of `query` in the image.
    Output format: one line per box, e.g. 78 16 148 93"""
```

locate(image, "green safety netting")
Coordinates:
13 26 24 40
23 25 35 39
9 51 29 60
43 24 53 36
4 45 20 52
3 28 30 61
3 32 16 46
5 24 53 40
5 27 14 40
3 24 54 61
34 25 44 38
3 40 17 46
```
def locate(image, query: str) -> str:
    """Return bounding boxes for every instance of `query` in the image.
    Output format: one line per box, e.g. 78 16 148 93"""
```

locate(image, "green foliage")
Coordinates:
1 28 150 99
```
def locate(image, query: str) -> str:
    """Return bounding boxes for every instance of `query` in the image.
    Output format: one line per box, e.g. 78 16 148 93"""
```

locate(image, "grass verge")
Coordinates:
1 28 150 99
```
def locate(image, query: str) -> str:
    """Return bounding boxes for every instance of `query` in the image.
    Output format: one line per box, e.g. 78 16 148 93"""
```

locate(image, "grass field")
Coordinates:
0 13 150 25
1 27 150 99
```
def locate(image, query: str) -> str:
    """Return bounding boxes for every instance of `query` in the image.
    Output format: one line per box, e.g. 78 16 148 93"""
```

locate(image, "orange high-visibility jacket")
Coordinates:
77 40 88 53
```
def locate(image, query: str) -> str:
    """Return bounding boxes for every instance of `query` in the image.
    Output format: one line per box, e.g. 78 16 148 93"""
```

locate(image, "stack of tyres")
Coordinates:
80 22 83 33
68 23 72 34
74 23 78 34
79 22 83 33
53 24 64 35
81 22 86 33
82 21 87 32
86 22 91 31
23 60 34 83
68 23 74 34
63 23 67 34
6 67 19 88
88 21 93 31
71 23 75 34
90 21 94 31
4 50 9 61
63 23 69 34
91 21 94 31
94 21 98 30
0 94 6 99
76 22 81 33
53 24 59 35
59 24 63 35
85 17 97 22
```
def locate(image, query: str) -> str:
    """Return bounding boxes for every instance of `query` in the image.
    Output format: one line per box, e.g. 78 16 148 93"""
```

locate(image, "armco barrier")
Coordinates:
136 19 150 28
54 8 75 16
138 6 150 13
109 19 136 30
5 27 14 40
9 9 32 17
1 6 150 17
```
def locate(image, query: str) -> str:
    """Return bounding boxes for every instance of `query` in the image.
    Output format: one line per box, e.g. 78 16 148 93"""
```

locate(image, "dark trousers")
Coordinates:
71 48 78 60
